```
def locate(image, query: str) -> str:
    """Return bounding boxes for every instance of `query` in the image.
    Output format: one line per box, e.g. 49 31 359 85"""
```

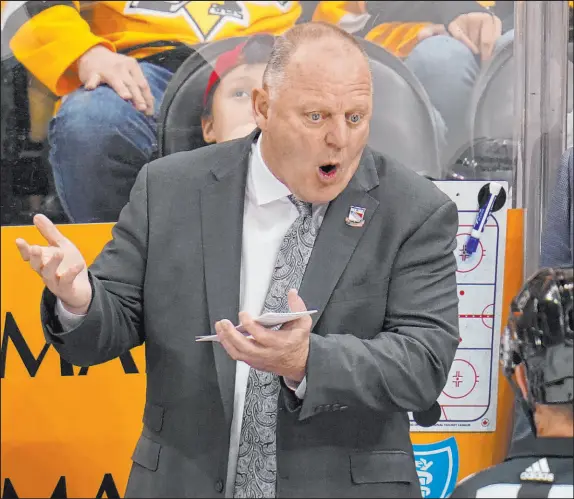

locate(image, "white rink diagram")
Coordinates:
410 181 508 433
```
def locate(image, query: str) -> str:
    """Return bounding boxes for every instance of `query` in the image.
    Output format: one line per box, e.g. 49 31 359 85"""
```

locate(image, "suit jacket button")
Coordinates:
215 479 224 493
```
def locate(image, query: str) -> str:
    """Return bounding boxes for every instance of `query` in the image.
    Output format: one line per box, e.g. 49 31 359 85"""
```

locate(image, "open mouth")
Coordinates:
318 164 339 179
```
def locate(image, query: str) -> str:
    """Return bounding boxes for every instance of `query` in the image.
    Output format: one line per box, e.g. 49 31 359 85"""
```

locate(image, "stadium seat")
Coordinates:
448 36 574 183
157 39 238 157
360 38 442 179
0 59 66 225
453 34 515 183
158 36 442 179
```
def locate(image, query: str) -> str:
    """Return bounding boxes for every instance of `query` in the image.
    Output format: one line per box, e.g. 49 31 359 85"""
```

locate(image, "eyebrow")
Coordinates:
297 101 370 113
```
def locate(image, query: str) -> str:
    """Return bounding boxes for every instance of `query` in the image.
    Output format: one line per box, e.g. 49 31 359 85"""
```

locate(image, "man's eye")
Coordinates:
308 112 322 122
233 90 249 98
348 113 362 124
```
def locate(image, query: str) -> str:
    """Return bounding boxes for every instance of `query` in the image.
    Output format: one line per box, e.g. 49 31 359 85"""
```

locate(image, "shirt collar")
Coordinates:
506 436 574 461
249 133 292 206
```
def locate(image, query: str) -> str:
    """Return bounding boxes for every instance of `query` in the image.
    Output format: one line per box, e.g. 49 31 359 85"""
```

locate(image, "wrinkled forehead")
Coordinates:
279 46 372 100
292 42 370 77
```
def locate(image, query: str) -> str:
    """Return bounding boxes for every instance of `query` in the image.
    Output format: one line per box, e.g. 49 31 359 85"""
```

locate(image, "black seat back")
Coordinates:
454 37 574 183
158 39 242 156
471 37 516 147
358 38 441 179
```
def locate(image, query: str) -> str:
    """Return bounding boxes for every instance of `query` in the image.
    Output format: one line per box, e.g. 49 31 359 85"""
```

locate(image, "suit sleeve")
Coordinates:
2 1 115 95
41 164 150 367
297 199 459 421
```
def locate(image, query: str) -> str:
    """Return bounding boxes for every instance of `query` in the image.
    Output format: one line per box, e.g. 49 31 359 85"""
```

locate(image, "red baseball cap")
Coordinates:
203 34 275 109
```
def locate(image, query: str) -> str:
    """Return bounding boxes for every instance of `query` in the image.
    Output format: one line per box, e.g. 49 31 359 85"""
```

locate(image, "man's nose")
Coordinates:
325 117 349 149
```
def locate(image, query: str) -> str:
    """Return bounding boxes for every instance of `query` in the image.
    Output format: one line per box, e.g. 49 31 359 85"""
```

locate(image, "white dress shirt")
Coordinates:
55 134 327 497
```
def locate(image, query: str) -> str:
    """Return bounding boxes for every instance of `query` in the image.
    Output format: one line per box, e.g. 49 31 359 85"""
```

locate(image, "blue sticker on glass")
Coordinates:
413 437 459 498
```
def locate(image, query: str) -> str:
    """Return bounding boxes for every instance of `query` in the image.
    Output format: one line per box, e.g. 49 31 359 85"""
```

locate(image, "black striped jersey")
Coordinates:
449 437 573 498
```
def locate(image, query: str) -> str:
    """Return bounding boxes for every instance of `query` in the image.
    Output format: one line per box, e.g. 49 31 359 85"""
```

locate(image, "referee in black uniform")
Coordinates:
450 267 573 499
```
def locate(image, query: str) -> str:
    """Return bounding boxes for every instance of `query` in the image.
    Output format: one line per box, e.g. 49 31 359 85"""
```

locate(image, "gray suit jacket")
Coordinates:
41 130 460 498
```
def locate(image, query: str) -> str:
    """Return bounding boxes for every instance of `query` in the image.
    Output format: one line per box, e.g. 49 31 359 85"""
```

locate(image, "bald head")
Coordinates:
262 22 371 98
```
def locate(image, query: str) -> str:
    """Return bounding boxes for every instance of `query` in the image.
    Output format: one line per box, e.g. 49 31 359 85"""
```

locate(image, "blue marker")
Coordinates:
466 182 502 255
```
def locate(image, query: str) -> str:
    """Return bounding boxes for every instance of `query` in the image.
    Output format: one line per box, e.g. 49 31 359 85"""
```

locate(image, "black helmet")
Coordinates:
501 267 573 435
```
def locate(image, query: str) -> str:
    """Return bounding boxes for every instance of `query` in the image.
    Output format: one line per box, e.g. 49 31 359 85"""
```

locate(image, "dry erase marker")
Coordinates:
466 182 502 256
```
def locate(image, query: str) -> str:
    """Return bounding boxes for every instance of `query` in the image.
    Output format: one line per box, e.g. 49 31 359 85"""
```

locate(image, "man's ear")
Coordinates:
201 115 217 144
252 87 270 130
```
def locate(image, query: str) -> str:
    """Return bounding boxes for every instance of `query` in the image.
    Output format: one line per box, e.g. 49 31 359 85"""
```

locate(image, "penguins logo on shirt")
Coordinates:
124 1 291 41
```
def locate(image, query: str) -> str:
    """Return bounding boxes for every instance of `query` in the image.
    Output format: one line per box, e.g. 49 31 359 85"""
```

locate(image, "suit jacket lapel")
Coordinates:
299 148 381 330
201 137 380 420
200 131 257 424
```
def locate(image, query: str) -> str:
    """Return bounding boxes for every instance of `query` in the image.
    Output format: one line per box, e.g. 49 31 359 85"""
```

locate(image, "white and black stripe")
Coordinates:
472 483 574 498
450 438 573 499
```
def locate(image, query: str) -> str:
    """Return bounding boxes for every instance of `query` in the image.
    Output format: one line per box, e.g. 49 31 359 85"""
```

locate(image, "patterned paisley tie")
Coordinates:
233 195 318 498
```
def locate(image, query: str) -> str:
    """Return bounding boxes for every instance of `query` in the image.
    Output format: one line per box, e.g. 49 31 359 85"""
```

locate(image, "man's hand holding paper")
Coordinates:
215 289 313 382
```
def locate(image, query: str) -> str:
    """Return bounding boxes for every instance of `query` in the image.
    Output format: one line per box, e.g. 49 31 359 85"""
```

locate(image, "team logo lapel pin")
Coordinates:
345 206 366 227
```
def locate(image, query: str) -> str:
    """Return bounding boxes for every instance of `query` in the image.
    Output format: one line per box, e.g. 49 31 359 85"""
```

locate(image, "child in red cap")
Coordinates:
201 34 275 144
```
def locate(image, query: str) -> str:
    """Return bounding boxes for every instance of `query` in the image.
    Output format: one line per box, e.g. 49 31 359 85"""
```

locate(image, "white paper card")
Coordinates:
195 310 317 342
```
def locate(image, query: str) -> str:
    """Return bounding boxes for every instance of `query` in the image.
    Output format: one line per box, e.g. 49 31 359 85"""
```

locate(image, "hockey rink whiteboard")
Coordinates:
410 181 508 433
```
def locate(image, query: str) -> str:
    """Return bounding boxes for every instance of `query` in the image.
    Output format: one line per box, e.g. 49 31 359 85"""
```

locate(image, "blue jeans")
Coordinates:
48 62 173 223
405 30 515 164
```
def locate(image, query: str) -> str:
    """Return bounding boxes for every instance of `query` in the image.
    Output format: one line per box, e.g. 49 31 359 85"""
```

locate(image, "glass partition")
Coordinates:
0 1 571 227
512 0 571 276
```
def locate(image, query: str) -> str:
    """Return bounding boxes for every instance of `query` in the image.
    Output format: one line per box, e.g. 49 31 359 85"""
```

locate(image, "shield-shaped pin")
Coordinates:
345 206 366 227
412 437 459 498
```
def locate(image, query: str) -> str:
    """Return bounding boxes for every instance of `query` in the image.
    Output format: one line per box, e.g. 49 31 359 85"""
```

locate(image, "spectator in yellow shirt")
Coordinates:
2 0 507 223
1 0 301 223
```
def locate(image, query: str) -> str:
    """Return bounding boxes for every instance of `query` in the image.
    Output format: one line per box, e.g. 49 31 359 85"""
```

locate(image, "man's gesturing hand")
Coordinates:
215 289 312 382
15 214 92 315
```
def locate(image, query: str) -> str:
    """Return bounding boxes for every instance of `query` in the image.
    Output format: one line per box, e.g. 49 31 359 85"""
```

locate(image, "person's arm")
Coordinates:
297 199 460 420
540 148 573 268
312 2 372 34
2 1 115 95
312 1 489 30
41 164 150 367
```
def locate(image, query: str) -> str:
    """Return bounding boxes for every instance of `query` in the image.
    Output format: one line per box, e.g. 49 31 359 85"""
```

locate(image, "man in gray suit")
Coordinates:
16 22 460 498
